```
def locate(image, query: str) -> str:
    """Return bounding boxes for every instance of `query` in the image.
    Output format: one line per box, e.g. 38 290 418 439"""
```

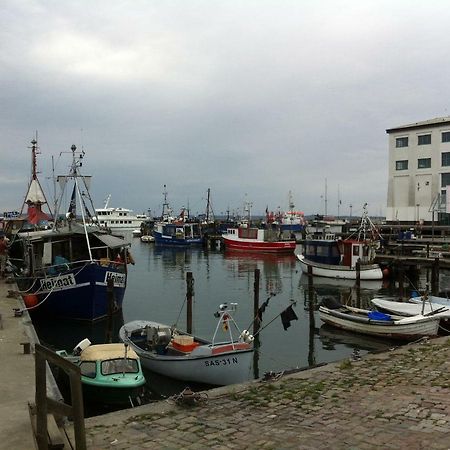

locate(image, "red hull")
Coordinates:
223 236 296 253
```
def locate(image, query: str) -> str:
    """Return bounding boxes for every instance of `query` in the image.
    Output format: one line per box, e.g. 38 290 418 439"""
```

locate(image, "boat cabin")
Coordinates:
304 234 375 268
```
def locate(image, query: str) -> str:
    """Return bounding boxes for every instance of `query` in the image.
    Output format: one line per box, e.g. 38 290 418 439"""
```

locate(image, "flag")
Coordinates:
280 304 298 331
68 185 76 217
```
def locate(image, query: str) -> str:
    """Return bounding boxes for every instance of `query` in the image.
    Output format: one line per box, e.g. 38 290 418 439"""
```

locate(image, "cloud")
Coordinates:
1 0 450 216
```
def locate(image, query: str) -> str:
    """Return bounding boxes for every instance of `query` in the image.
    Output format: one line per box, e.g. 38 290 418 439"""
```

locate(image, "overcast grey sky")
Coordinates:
1 0 450 218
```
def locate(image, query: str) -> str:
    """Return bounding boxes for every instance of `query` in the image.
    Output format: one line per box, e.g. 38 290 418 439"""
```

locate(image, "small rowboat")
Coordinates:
318 303 440 341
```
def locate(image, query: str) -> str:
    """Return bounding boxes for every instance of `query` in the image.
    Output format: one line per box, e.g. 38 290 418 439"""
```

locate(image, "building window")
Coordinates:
395 137 408 148
396 160 408 170
418 134 431 145
442 132 450 143
418 158 431 169
441 173 450 188
442 152 450 166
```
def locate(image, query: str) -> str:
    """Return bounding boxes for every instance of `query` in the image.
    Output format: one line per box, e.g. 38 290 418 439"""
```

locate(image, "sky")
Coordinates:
1 0 450 219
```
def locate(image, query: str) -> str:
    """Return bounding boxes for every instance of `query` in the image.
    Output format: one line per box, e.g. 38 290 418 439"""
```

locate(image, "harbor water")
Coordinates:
32 235 447 411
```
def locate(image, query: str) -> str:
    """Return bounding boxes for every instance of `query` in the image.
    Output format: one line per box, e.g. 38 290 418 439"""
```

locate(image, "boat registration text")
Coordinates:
205 357 239 367
40 274 76 291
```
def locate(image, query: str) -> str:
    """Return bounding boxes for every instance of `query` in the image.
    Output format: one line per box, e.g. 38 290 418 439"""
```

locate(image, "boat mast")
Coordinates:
288 190 295 226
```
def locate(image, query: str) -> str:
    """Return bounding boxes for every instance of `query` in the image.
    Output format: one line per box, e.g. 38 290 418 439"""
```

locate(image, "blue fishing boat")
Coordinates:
9 142 132 321
153 222 203 246
152 186 203 246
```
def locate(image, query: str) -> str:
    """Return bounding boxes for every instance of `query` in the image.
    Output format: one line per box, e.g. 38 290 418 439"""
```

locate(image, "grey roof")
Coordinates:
386 116 450 133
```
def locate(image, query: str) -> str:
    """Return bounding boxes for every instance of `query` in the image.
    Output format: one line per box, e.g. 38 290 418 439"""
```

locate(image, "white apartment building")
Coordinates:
386 117 450 223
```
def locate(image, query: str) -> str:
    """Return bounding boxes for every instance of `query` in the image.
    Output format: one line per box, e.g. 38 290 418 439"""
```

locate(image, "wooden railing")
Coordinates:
33 343 86 449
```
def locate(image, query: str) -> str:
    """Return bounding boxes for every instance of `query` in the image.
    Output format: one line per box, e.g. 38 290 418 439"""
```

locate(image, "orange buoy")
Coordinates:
382 268 390 278
23 294 39 308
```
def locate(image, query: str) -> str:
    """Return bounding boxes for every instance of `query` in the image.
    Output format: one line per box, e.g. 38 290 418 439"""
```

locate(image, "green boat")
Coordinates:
57 339 146 406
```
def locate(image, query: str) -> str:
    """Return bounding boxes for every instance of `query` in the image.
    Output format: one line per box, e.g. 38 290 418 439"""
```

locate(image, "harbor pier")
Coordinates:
68 336 450 450
0 280 35 450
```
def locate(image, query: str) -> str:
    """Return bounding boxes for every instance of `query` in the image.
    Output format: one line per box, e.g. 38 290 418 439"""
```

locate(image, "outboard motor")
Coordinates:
144 325 172 354
321 297 342 310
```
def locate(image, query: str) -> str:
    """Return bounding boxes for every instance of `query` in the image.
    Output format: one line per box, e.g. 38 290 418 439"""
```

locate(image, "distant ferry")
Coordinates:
95 195 147 230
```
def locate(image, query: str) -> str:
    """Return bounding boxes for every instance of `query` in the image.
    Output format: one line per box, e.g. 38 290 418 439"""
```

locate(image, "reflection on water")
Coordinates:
32 239 450 415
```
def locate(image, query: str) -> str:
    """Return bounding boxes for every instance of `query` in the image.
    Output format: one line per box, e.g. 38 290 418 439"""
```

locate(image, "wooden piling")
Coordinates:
398 264 404 299
431 258 440 295
186 272 193 334
253 269 260 336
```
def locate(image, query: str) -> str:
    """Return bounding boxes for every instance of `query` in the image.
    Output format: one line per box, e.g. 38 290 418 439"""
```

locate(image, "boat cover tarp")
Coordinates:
93 232 128 249
367 311 391 321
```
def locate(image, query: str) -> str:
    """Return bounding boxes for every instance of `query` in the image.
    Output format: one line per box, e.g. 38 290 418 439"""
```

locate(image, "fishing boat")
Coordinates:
153 221 203 246
119 303 254 386
266 192 306 233
56 339 146 406
222 226 296 254
9 143 132 321
318 300 439 340
152 186 203 246
371 298 450 319
95 195 148 231
297 204 384 280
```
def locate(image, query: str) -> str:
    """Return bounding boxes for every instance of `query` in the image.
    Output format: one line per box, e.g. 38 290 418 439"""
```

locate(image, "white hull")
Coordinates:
409 295 450 308
137 349 253 385
319 306 439 340
297 254 383 280
372 298 450 318
120 320 253 386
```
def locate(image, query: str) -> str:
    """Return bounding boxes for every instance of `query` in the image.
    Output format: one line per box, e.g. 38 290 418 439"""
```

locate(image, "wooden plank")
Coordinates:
46 413 65 449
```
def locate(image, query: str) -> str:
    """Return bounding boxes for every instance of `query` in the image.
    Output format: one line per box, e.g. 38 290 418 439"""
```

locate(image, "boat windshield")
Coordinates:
101 358 139 375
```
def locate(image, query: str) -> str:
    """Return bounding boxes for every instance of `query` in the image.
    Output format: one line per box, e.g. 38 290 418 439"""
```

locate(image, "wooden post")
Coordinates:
186 272 193 334
307 275 315 367
431 257 440 295
307 264 312 277
398 264 404 299
106 278 114 343
355 259 361 287
35 350 48 450
253 269 260 336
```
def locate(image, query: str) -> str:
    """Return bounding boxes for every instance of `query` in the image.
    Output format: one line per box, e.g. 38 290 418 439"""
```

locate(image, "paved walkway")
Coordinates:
80 335 450 450
0 279 35 450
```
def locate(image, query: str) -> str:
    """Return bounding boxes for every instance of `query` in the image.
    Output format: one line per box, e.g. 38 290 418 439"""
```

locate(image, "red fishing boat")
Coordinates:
222 226 296 254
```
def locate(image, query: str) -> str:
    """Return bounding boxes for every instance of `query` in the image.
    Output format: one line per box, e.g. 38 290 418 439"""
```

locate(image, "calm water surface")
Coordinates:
35 235 449 410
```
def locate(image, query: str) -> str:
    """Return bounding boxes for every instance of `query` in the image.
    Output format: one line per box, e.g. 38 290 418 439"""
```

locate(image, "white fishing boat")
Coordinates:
297 204 385 280
96 195 148 230
318 301 439 340
371 298 450 319
119 303 254 386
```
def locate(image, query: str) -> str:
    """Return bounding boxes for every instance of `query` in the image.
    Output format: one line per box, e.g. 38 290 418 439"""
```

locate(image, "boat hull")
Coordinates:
136 348 253 386
81 380 145 406
17 263 126 321
319 306 439 340
223 236 296 254
153 231 203 246
120 321 253 386
297 254 383 280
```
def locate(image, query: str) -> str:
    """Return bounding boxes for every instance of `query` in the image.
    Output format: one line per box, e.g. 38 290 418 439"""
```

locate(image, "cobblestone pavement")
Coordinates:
81 337 450 450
